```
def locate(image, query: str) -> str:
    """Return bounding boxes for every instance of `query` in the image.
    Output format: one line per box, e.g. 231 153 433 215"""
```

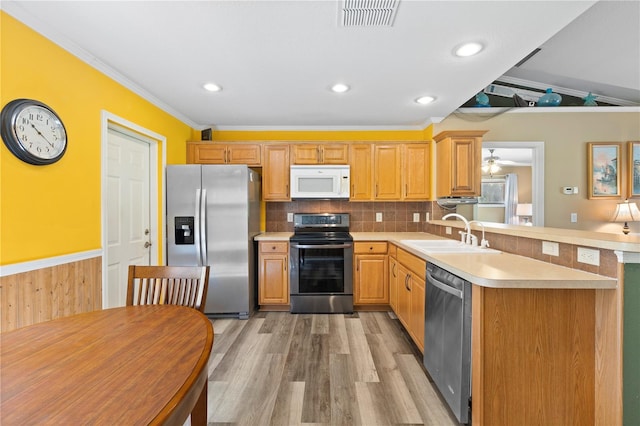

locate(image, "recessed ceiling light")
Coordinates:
454 42 484 57
415 96 436 105
203 83 222 92
331 83 350 93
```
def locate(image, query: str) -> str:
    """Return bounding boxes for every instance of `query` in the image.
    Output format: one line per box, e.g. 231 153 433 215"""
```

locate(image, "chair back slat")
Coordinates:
126 266 210 313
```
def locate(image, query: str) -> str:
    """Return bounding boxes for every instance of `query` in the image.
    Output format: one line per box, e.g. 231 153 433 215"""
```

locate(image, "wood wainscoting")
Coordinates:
0 256 102 332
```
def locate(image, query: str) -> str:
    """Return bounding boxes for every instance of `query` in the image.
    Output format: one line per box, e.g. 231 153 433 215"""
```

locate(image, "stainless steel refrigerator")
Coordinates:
166 165 261 318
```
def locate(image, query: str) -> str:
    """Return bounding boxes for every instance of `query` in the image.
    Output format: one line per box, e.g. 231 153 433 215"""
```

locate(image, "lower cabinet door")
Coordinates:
409 274 425 352
259 253 289 305
354 254 388 304
389 256 398 311
396 265 411 329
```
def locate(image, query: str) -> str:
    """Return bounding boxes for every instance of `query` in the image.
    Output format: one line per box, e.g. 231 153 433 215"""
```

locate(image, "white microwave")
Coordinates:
290 165 350 199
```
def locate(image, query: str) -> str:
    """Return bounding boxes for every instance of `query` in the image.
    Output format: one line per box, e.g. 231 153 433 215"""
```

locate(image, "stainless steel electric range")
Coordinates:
289 213 353 314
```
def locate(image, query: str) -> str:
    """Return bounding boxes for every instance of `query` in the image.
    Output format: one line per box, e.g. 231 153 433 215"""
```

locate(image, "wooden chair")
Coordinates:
126 265 210 313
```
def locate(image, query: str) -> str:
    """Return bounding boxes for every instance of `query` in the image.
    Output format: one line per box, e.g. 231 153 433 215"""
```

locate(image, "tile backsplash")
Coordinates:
266 200 439 232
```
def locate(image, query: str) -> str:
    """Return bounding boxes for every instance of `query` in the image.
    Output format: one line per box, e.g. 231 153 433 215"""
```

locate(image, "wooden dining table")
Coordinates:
1 305 213 425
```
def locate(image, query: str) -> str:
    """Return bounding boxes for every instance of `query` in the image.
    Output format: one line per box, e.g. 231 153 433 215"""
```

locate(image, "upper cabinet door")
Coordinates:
226 144 261 165
374 144 402 200
349 144 373 200
403 143 430 200
292 144 348 164
451 138 476 194
291 145 320 164
263 145 291 201
434 131 487 197
187 143 226 164
321 144 349 164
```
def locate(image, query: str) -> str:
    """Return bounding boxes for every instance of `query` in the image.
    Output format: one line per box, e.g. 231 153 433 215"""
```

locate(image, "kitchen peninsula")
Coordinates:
255 224 637 425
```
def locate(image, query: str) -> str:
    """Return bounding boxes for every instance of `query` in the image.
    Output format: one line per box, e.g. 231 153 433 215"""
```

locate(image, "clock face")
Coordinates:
1 99 67 165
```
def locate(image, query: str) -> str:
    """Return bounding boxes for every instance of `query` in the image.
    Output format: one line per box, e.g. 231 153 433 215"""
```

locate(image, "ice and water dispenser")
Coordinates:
174 216 194 245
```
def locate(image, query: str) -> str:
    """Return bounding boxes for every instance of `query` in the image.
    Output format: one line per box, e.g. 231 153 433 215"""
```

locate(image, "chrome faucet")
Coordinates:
442 213 472 245
468 220 490 248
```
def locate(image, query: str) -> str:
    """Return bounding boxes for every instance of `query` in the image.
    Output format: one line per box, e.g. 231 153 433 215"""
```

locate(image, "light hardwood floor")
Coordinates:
207 311 460 425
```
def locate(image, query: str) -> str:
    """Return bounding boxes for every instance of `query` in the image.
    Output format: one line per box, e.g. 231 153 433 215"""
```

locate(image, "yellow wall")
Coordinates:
194 128 433 142
1 13 193 265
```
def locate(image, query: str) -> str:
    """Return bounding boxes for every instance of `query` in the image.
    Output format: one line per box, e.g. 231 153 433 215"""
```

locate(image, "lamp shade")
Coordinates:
612 200 640 234
612 201 640 222
516 203 533 216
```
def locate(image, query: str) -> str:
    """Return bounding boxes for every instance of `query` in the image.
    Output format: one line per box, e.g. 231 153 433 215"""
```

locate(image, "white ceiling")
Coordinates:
3 1 638 131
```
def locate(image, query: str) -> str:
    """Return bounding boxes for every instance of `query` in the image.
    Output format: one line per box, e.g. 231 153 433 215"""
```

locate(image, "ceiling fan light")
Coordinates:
415 96 436 105
454 42 484 57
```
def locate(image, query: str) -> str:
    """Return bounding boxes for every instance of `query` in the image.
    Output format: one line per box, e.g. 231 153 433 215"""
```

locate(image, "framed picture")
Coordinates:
587 142 622 199
629 141 640 198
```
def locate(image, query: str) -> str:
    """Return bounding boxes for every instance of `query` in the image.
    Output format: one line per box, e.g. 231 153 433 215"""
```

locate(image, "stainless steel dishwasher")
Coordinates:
424 262 472 424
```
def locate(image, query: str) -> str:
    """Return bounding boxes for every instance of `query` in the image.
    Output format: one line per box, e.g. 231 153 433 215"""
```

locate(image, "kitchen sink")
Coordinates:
401 239 501 254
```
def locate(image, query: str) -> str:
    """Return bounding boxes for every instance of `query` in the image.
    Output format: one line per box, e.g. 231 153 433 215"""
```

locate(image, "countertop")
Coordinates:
254 231 617 290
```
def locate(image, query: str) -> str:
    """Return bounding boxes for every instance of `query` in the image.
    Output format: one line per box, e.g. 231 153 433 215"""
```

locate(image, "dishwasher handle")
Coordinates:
427 269 464 299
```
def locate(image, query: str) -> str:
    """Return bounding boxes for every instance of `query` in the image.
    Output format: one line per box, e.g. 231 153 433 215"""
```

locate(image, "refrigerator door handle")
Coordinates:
194 189 202 266
200 188 208 265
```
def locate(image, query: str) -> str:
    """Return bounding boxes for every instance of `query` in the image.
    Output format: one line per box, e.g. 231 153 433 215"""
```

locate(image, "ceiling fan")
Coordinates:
482 149 502 176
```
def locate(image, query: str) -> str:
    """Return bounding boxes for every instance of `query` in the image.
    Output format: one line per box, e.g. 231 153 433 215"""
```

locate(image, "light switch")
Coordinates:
287 212 293 222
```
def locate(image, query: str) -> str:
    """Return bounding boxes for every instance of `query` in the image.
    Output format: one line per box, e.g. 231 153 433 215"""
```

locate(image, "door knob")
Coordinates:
144 241 152 248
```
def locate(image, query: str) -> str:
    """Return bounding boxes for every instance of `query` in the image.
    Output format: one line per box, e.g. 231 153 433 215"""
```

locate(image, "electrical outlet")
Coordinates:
375 212 383 222
570 213 578 223
445 226 452 235
577 247 600 266
287 212 294 222
413 213 420 222
425 212 430 222
542 241 559 256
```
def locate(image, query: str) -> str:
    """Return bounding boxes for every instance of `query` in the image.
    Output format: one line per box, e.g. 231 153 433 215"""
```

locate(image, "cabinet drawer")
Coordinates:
398 248 426 276
354 242 387 254
260 241 289 254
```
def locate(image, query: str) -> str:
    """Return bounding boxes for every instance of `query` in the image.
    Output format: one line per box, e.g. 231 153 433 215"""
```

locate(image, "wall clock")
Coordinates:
1 98 67 165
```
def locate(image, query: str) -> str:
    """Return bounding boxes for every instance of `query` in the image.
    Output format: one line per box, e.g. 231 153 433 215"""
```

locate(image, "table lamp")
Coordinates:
516 203 533 225
612 200 640 234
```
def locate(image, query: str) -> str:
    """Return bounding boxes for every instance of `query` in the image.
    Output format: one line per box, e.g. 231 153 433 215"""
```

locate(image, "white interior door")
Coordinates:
105 128 152 308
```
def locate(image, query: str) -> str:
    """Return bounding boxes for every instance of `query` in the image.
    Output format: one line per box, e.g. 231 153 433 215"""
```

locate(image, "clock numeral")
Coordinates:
20 133 28 142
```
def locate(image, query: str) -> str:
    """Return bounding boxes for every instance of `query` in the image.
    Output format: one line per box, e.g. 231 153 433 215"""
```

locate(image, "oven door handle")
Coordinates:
290 243 353 249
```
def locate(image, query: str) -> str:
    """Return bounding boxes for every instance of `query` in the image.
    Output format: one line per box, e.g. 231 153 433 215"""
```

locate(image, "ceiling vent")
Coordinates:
340 0 400 27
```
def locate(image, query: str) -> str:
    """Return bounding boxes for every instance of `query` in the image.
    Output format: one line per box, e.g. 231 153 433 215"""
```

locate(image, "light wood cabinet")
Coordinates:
374 144 402 200
262 145 290 201
403 143 430 200
258 242 289 306
388 244 398 311
187 142 261 166
349 142 430 201
471 285 598 425
291 144 348 164
434 130 486 197
353 242 388 305
349 144 373 200
396 248 426 353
